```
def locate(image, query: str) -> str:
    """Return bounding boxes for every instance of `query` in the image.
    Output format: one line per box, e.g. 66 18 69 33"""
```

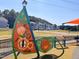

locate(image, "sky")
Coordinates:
0 0 79 25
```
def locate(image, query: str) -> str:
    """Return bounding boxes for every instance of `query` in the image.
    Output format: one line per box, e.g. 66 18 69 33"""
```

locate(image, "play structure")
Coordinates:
12 0 64 59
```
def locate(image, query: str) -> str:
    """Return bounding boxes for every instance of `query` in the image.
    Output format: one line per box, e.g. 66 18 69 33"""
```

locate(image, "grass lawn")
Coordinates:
0 29 79 37
0 29 12 36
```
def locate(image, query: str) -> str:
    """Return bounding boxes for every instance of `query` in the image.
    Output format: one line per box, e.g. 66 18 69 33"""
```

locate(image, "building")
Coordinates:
30 16 59 30
30 21 58 30
0 17 9 28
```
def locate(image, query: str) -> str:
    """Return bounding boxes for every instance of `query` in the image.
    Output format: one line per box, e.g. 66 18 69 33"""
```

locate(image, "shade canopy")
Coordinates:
64 18 79 24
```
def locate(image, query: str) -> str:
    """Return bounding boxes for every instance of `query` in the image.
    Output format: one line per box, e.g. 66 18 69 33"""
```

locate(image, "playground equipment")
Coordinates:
12 0 64 59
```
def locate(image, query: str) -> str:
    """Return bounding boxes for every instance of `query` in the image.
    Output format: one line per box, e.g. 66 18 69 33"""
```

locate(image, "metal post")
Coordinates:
22 0 40 58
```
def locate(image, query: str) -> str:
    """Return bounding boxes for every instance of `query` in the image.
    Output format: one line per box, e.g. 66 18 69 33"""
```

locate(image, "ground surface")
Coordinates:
1 29 79 59
1 30 79 40
3 45 78 59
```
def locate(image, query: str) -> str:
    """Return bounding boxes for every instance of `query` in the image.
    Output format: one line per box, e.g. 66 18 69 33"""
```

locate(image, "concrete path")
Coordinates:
0 48 12 59
3 46 75 59
72 46 79 59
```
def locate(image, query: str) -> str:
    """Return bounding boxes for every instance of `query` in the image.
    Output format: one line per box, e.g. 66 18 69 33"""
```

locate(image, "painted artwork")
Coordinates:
12 8 36 54
36 37 53 53
13 23 36 53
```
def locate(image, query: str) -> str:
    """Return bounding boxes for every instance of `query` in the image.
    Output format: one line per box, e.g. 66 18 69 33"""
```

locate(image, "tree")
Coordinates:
2 9 9 19
8 9 16 28
53 24 57 30
0 10 2 17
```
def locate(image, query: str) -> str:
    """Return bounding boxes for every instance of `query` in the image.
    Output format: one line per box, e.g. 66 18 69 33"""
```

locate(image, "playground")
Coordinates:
0 29 79 59
1 1 79 59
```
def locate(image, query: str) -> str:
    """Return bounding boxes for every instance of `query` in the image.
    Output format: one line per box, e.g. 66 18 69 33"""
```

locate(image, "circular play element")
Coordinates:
27 42 34 49
41 54 58 59
27 42 36 52
19 40 26 48
41 39 51 52
15 38 36 53
33 54 58 59
18 38 28 51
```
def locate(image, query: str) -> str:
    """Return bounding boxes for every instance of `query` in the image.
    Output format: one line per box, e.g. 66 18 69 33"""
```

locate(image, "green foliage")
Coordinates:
30 16 53 25
0 9 53 29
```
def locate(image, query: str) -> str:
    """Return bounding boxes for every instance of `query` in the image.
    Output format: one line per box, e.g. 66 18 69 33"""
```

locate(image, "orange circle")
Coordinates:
27 42 36 52
18 38 28 51
27 42 34 50
41 39 51 51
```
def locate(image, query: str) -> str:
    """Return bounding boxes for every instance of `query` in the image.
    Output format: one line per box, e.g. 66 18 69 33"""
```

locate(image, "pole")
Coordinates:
22 0 40 58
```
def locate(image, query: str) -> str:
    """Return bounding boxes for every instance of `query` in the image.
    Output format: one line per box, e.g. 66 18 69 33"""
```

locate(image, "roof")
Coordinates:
0 17 8 28
64 18 79 24
0 17 8 22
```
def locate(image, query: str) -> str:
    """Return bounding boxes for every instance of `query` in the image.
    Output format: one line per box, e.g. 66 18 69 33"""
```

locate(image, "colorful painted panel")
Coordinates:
36 37 56 53
12 9 36 54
